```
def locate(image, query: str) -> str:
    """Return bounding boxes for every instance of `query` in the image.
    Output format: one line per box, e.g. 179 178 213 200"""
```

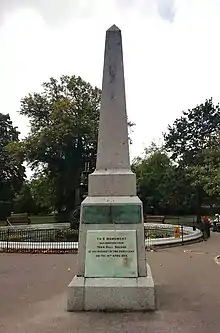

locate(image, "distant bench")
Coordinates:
6 213 31 226
144 215 165 224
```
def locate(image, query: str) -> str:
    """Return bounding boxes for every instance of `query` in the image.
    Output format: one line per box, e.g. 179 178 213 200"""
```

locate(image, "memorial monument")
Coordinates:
67 24 155 311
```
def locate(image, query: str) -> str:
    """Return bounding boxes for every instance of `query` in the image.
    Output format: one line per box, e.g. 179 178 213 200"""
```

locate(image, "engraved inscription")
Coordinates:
85 230 138 278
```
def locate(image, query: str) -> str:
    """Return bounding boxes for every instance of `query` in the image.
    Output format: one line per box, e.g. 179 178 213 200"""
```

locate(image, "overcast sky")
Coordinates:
0 0 220 164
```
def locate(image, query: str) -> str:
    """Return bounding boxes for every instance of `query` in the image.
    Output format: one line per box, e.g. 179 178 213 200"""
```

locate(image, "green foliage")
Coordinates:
164 98 220 165
13 183 39 214
29 174 56 213
132 144 174 212
145 229 171 239
134 99 220 215
1 228 78 242
0 201 12 220
189 141 220 197
163 98 220 220
18 75 101 214
132 143 197 215
0 113 25 215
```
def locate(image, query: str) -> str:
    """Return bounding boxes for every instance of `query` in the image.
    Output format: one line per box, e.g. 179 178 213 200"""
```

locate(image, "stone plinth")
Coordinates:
88 170 136 197
67 264 155 311
76 196 147 278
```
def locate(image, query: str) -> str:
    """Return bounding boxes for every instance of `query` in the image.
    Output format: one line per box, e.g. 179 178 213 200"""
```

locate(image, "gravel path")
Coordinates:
0 233 220 333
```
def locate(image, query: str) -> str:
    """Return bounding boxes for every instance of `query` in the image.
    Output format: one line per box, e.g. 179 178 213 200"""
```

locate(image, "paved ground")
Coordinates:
0 233 220 333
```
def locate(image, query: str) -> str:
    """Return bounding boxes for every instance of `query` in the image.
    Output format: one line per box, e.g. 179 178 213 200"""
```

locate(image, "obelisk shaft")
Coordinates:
96 25 130 171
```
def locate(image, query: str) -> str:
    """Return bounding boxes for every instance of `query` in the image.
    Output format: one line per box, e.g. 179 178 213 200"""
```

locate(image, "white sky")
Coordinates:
0 0 220 166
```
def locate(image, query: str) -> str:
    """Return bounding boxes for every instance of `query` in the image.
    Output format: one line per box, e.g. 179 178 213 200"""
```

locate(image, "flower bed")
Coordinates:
1 248 78 254
0 228 78 242
0 223 202 253
145 229 172 239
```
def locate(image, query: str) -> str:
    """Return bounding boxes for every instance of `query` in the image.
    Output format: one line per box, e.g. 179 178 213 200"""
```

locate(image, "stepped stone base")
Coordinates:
67 264 155 312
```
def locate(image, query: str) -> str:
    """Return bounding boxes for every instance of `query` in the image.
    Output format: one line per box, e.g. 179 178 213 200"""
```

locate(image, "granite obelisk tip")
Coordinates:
107 24 121 32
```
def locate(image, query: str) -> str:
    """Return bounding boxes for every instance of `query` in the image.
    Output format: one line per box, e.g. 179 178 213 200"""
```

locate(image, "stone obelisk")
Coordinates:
67 25 155 311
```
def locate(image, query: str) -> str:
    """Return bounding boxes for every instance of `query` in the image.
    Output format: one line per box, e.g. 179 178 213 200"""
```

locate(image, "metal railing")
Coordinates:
145 224 184 248
0 217 204 253
0 228 79 253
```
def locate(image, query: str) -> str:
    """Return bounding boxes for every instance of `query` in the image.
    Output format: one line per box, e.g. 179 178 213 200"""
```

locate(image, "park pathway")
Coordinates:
0 233 220 333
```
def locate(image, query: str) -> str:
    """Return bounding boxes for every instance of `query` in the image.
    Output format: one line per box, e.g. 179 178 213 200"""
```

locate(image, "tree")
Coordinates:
132 143 198 215
169 165 198 215
164 98 220 220
0 113 25 220
164 98 220 165
132 145 173 213
189 138 220 197
13 182 40 214
0 113 25 202
16 75 101 216
29 173 56 213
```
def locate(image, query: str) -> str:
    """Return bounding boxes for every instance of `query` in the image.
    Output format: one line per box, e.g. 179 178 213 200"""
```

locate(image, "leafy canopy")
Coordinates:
164 98 220 165
18 75 101 213
0 113 25 202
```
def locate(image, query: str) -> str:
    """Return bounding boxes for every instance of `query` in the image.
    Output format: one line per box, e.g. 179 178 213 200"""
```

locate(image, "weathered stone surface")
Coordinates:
82 203 142 224
67 24 155 312
67 277 84 311
67 264 155 311
88 24 137 197
96 24 130 171
84 230 138 278
77 196 147 278
88 170 136 197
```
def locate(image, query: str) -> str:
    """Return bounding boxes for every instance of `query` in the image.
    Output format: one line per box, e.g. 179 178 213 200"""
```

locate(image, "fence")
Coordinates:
145 224 185 248
0 221 202 253
0 228 79 253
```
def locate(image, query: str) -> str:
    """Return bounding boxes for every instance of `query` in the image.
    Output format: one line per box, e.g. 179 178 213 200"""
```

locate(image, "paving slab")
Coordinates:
1 233 220 333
